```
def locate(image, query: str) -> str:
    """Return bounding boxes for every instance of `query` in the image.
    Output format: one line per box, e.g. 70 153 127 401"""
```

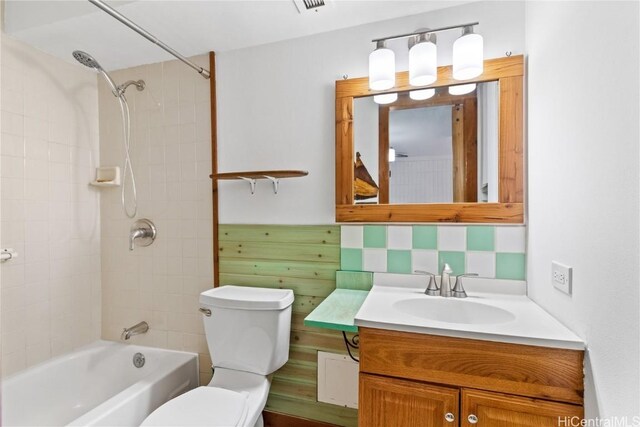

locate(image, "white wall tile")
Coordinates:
411 250 438 274
438 226 466 251
363 249 387 273
340 226 363 249
466 252 496 278
387 226 412 250
495 226 526 253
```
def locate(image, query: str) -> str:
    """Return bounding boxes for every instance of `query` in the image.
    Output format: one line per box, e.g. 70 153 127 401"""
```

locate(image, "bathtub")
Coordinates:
1 340 199 426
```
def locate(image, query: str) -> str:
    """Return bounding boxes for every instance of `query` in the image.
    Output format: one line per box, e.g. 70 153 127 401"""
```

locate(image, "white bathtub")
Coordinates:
1 340 199 426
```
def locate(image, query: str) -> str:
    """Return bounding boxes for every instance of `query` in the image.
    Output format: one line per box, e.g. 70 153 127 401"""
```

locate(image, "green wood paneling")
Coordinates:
218 224 357 427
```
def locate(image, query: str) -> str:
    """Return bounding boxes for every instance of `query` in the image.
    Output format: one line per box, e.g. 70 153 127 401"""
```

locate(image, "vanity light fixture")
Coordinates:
409 32 437 86
369 22 482 90
453 26 484 80
409 88 435 101
449 83 476 95
369 41 395 90
373 93 398 105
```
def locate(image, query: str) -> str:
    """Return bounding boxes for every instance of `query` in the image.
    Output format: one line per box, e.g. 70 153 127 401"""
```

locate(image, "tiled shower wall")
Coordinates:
0 35 101 376
340 225 526 280
99 55 213 385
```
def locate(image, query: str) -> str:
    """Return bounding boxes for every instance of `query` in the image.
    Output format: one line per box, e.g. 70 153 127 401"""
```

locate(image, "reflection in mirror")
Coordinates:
353 81 499 204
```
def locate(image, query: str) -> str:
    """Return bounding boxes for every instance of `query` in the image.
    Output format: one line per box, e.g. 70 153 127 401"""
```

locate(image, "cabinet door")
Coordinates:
461 389 583 427
359 373 459 427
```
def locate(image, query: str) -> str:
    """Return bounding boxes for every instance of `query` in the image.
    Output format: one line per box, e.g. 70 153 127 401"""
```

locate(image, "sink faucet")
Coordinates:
121 321 149 340
439 263 454 297
452 273 479 298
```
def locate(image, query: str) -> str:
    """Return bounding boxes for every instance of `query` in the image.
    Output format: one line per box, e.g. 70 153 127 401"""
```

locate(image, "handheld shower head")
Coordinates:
72 50 102 69
72 50 120 97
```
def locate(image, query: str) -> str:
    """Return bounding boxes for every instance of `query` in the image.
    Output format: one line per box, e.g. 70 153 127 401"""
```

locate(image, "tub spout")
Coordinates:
121 321 149 340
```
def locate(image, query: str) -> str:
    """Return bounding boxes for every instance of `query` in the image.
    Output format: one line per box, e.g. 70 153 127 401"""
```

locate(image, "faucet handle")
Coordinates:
414 270 439 296
452 273 479 298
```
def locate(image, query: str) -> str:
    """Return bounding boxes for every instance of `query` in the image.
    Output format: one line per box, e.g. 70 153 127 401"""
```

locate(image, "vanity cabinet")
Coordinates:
358 327 584 427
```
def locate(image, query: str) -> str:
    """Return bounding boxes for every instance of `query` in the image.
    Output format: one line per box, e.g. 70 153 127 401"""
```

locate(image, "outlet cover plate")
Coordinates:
552 261 572 295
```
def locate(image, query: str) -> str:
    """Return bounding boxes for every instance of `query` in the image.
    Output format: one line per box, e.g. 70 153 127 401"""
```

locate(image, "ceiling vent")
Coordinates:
293 0 332 14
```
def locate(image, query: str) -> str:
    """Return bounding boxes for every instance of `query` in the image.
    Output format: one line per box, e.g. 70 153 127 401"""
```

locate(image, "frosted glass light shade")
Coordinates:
449 83 476 95
409 40 437 86
453 28 483 80
409 88 435 101
388 148 396 163
369 44 396 90
373 93 398 104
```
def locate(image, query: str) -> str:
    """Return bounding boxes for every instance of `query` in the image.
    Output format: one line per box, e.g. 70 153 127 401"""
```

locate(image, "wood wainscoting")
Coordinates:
218 224 358 427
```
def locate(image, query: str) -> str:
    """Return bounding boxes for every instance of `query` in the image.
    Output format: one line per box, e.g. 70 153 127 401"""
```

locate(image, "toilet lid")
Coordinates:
141 386 249 427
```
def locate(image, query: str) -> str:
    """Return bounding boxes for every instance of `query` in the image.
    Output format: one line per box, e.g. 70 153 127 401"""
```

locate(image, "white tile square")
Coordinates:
495 226 526 253
411 250 438 274
387 226 412 249
363 249 387 273
466 252 496 278
437 226 466 251
341 226 363 249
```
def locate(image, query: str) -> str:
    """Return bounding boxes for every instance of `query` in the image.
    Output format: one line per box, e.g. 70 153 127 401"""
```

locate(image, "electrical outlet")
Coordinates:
552 261 572 295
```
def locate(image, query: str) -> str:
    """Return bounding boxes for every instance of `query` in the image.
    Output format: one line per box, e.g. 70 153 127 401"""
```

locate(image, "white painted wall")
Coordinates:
216 1 525 224
526 1 640 418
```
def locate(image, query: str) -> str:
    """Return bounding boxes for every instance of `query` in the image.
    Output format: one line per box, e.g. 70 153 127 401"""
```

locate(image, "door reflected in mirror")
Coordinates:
353 81 499 204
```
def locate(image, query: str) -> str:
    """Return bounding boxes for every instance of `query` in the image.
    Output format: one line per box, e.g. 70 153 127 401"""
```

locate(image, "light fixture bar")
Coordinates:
371 22 479 44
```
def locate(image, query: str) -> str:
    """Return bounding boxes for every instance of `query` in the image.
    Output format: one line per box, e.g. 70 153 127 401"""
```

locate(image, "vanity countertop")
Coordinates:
303 289 369 333
355 282 584 350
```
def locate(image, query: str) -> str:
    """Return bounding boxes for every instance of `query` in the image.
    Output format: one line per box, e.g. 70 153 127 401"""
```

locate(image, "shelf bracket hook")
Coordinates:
239 177 257 194
263 176 279 194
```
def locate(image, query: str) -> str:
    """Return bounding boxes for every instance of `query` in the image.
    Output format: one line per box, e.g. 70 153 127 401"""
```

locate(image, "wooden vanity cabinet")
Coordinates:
358 327 584 427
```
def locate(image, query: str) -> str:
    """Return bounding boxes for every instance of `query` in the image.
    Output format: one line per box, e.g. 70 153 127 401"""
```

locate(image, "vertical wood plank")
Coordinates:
336 97 354 207
209 51 220 287
499 75 524 203
378 105 390 204
452 104 465 202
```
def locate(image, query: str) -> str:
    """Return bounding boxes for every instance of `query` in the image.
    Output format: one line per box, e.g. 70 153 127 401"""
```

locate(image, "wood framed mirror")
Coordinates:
335 55 524 223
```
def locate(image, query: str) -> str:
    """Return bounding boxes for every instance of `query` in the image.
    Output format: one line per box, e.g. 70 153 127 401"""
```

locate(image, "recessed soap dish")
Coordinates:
90 166 121 187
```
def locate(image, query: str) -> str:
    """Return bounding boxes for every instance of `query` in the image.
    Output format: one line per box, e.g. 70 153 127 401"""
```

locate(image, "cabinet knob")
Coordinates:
468 414 478 424
445 413 455 423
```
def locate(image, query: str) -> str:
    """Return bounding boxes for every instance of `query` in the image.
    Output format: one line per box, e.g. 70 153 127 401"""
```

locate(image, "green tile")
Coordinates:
467 226 495 251
496 253 526 280
412 225 437 249
336 271 373 291
363 225 386 248
341 248 362 271
438 251 465 275
387 250 412 274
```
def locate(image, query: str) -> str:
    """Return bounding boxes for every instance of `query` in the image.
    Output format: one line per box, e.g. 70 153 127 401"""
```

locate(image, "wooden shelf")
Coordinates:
210 170 308 194
210 170 308 180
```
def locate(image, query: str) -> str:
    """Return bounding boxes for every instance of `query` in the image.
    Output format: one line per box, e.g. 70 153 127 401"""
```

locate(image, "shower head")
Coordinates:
73 50 120 97
73 50 102 70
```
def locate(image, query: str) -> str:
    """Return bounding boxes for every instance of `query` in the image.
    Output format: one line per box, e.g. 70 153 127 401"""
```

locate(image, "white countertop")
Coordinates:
354 274 584 350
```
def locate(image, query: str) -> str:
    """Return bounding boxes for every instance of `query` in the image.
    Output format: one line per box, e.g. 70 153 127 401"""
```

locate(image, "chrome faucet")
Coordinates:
439 263 454 297
452 273 479 298
121 321 149 340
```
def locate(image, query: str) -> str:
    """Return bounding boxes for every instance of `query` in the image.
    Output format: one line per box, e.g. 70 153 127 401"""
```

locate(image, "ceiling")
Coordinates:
4 0 471 72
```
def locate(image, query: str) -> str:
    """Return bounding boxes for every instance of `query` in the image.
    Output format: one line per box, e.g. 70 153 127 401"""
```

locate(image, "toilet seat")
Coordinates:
140 386 249 426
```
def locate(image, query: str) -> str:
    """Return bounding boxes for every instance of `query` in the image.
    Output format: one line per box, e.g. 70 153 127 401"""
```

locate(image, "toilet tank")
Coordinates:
199 286 294 376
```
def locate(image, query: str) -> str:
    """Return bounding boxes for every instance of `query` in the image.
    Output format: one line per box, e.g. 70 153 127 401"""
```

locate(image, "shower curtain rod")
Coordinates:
88 0 211 79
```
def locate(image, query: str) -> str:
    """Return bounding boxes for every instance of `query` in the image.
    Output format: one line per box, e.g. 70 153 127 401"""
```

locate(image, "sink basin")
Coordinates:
393 298 516 325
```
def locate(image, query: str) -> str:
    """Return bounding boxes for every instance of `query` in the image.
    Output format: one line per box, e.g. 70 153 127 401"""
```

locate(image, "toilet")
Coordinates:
141 285 294 427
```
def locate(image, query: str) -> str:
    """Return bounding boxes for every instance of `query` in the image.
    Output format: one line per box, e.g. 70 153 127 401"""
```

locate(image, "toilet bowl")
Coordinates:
140 286 294 427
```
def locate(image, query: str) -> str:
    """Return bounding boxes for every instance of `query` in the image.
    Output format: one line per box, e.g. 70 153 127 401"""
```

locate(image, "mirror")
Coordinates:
354 82 499 205
335 55 524 223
